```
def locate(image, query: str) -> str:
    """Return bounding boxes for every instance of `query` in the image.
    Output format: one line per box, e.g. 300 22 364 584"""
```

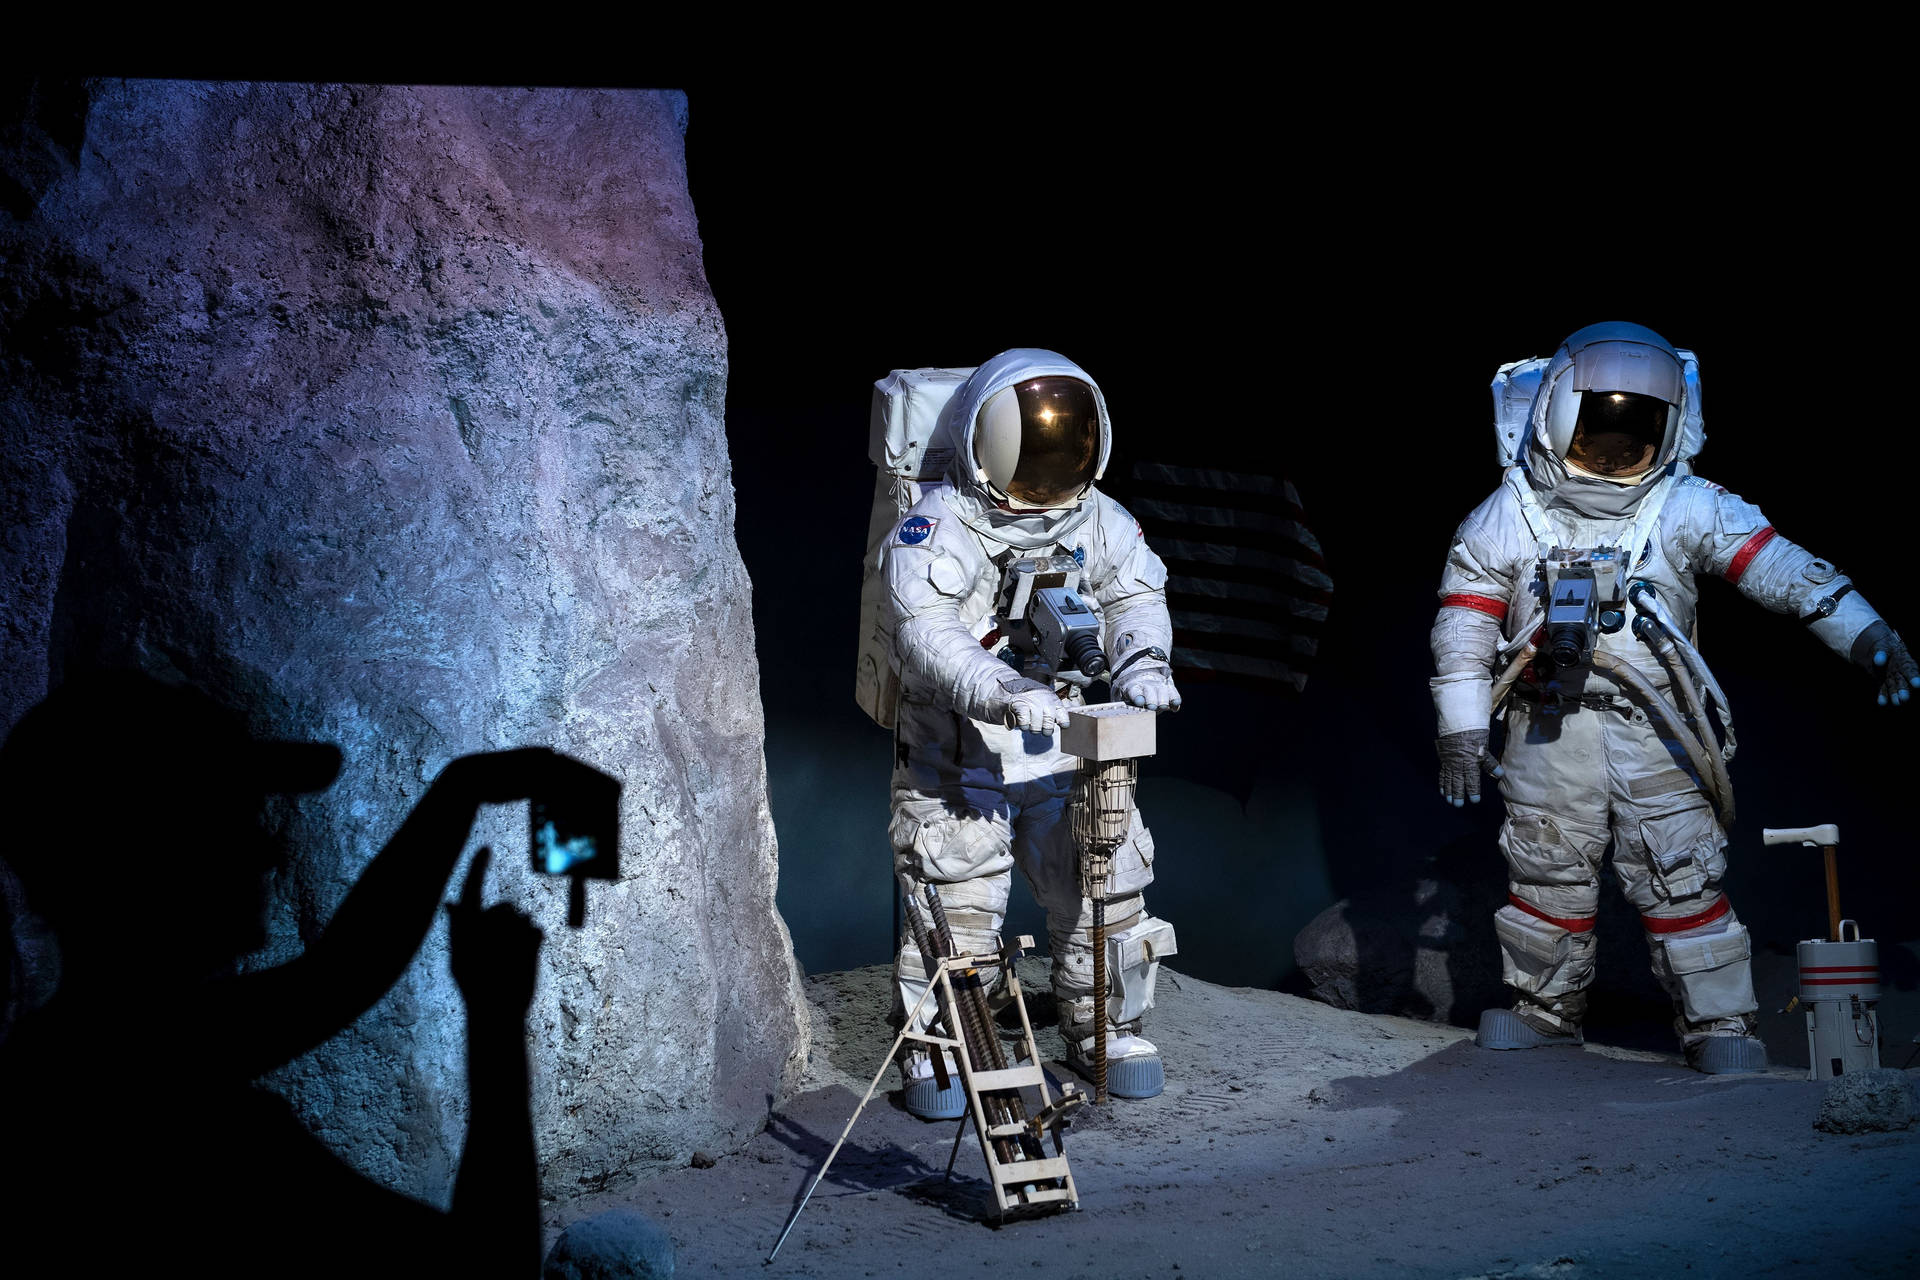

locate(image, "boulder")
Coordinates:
0 81 807 1201
544 1208 676 1279
1814 1068 1918 1135
1292 878 1505 1023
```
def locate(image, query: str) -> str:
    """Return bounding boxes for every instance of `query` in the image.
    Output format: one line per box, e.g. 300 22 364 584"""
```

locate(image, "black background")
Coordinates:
682 88 1914 1035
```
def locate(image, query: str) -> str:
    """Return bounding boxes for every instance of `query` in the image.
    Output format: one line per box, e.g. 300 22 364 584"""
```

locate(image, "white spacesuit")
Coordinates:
1430 322 1918 1074
881 349 1180 1117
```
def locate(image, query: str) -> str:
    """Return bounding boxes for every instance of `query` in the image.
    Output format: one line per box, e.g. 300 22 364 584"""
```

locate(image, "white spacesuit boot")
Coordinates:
1053 891 1176 1097
874 349 1181 1116
1433 321 1919 1073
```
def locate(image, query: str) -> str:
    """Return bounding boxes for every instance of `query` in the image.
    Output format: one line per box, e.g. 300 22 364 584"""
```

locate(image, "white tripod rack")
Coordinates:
767 935 1081 1263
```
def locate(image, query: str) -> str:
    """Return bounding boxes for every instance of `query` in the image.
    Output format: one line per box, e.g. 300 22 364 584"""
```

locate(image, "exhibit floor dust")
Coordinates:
548 962 1918 1278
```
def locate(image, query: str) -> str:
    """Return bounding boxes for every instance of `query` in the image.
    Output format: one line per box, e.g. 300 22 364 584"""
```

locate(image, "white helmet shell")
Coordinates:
934 348 1113 550
947 348 1111 506
972 388 1026 500
1532 321 1685 489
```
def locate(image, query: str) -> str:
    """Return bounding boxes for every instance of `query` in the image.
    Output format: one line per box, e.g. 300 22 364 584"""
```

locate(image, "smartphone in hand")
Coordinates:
529 766 620 925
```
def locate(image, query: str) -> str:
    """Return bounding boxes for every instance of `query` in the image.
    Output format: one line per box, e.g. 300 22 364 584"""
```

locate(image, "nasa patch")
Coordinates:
1073 545 1087 568
898 515 938 545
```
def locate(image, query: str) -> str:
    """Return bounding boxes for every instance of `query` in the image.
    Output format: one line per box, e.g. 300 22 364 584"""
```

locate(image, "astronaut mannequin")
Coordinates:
1430 322 1918 1074
882 348 1181 1118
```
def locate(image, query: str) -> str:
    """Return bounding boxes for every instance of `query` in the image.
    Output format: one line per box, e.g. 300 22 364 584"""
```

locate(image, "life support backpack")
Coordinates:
1491 348 1706 468
854 366 976 729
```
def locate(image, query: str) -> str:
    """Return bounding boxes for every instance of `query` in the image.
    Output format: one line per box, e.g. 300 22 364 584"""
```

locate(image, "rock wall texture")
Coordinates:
0 81 808 1201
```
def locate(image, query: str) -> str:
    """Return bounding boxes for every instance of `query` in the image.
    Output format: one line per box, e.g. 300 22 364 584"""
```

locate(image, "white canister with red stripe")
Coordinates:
1797 920 1880 1080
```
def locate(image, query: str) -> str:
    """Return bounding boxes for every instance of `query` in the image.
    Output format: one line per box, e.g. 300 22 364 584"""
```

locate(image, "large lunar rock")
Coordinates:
1292 878 1505 1023
0 83 808 1200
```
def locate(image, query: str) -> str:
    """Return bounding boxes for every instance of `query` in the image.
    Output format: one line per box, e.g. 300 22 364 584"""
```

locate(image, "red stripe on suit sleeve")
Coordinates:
1724 527 1777 585
1441 594 1508 621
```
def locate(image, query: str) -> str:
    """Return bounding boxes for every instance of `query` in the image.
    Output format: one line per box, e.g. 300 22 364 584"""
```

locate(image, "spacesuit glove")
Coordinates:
999 679 1072 733
1436 729 1503 807
1850 621 1920 707
1112 666 1182 713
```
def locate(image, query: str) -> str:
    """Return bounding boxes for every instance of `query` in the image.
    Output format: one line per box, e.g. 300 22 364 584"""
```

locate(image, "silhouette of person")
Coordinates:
0 673 606 1279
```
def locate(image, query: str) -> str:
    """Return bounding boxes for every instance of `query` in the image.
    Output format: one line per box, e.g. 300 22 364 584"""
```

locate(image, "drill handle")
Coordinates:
1762 824 1840 848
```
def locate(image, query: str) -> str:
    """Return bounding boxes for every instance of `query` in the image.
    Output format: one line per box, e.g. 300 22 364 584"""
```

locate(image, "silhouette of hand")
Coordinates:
448 849 543 1016
439 747 605 806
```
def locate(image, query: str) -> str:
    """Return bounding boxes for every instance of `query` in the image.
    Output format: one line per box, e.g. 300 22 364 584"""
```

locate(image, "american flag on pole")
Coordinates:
1124 461 1333 694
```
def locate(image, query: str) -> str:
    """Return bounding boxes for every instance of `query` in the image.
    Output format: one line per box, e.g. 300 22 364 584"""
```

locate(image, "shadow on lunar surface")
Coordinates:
763 1087 944 1194
895 1173 1005 1226
759 1080 1004 1232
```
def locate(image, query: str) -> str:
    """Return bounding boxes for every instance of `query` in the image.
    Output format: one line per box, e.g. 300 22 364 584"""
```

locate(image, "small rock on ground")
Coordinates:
1814 1067 1919 1134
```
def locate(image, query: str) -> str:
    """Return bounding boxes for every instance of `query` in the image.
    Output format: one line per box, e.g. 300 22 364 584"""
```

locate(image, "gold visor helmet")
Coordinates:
1567 389 1671 478
971 376 1102 509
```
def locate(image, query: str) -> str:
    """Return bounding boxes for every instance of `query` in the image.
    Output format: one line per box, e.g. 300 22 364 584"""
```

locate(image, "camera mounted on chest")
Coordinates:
995 553 1108 681
1533 545 1629 674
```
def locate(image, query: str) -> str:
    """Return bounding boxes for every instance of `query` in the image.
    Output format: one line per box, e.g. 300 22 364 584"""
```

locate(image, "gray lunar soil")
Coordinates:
548 960 1919 1278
